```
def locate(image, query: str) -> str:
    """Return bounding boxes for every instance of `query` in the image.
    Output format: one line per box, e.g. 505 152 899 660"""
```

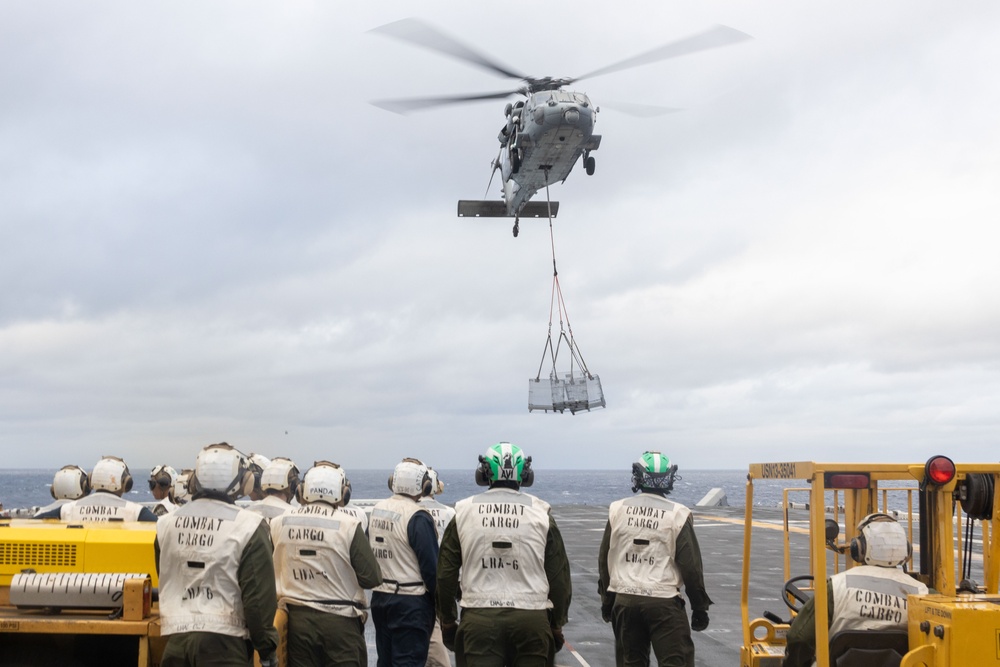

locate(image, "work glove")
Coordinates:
691 609 709 632
551 626 565 652
258 654 278 667
600 593 616 623
441 621 458 651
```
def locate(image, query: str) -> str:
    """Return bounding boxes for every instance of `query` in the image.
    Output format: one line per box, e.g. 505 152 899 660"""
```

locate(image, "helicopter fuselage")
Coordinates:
499 90 602 216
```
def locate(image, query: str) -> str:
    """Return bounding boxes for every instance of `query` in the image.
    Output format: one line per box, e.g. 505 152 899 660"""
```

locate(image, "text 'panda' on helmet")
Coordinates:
149 464 177 491
475 442 533 487
631 451 679 494
51 465 91 501
851 513 911 568
389 458 432 498
90 456 134 495
299 461 350 506
191 443 254 501
260 457 300 497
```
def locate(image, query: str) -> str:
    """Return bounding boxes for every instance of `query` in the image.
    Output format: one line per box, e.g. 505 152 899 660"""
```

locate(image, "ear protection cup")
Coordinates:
520 456 534 487
850 534 865 564
343 478 352 506
475 455 491 486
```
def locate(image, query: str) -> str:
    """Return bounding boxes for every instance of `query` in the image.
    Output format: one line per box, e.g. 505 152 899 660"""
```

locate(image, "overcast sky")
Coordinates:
2 1 999 474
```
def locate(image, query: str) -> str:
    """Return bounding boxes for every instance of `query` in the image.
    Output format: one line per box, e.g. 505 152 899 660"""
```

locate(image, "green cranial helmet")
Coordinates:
631 451 679 494
476 442 534 487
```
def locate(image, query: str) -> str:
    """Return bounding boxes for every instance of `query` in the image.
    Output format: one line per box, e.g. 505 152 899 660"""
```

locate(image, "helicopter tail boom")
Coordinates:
457 200 559 218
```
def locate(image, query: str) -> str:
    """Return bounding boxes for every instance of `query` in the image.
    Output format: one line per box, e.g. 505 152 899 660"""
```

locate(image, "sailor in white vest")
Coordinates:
150 464 179 516
155 443 279 667
369 458 439 667
437 443 573 666
783 513 928 667
36 457 157 522
33 465 91 518
271 461 383 666
599 452 711 667
247 457 299 521
420 467 456 667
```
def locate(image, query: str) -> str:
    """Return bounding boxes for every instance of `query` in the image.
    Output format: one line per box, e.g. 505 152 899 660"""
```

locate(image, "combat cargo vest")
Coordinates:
370 495 430 596
338 505 369 532
61 492 145 523
271 503 367 617
157 498 263 638
607 493 689 599
454 488 552 610
247 495 294 521
829 565 927 636
420 497 456 546
153 497 178 517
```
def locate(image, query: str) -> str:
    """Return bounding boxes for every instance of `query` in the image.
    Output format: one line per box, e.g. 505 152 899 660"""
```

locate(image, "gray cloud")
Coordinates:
2 1 1000 477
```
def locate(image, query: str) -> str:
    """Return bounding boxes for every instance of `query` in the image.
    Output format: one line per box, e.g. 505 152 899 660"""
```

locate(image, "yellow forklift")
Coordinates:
0 518 286 666
740 456 1000 667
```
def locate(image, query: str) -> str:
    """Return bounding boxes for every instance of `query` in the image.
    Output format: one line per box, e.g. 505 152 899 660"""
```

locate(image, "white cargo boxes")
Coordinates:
529 372 606 414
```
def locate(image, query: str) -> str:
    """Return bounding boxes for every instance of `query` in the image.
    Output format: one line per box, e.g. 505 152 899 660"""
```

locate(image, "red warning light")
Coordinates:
925 455 956 486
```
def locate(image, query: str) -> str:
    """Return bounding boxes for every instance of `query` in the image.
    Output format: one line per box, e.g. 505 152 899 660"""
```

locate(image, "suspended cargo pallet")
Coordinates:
529 372 606 414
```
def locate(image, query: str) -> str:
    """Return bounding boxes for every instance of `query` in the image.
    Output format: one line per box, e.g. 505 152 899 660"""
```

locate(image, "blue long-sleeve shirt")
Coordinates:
408 509 439 600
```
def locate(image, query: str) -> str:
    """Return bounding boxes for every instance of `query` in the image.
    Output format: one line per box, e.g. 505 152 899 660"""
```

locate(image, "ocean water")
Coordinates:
0 468 810 512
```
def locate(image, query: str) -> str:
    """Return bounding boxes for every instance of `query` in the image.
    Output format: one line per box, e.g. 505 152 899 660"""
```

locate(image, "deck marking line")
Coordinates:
563 641 592 667
697 514 809 534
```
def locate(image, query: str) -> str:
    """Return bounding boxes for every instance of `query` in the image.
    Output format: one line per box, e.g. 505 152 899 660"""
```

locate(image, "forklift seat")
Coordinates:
829 629 908 667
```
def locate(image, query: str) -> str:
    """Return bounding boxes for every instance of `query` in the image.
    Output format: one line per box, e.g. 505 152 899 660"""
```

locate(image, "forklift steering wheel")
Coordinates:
783 575 814 614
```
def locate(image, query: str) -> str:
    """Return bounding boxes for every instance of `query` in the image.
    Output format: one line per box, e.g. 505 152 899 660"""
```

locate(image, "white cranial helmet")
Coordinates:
51 465 90 500
853 513 911 568
389 458 431 498
299 462 348 506
191 443 254 500
261 457 300 495
90 457 133 495
172 469 193 503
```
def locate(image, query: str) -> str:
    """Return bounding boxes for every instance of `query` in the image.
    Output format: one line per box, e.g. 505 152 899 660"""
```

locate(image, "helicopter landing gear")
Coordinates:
511 148 522 174
584 154 596 176
513 217 520 237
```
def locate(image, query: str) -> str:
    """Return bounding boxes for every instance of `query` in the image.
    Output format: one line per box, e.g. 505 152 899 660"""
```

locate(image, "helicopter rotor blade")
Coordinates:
372 90 521 114
572 24 751 83
370 18 528 81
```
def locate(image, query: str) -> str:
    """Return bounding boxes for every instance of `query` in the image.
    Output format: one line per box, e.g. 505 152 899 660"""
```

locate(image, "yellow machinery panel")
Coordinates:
0 519 157 587
907 594 1000 666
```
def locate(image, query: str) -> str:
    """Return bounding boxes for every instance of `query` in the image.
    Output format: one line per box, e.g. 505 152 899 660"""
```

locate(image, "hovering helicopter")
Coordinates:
371 19 750 237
